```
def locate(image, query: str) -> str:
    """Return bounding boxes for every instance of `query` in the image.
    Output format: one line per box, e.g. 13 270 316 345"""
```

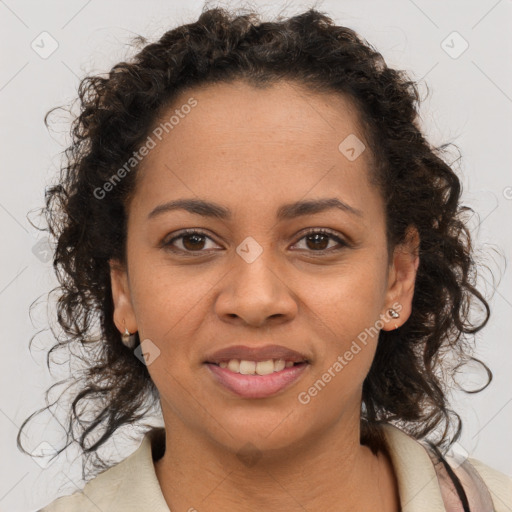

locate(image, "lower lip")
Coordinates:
205 362 309 399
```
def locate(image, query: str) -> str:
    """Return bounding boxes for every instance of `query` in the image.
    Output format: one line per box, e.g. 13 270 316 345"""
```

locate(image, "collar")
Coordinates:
380 423 446 511
76 427 170 511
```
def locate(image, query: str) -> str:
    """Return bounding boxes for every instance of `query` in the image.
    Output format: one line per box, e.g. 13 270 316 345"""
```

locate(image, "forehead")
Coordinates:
147 80 369 159
131 80 381 221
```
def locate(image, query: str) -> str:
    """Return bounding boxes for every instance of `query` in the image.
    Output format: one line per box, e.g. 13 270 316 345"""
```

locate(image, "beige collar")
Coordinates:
380 423 446 511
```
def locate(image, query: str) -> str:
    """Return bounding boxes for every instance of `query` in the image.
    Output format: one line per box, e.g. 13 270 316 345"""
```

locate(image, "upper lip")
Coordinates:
204 344 310 364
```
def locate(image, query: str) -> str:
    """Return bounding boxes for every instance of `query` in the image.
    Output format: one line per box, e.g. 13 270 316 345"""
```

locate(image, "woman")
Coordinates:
20 7 511 512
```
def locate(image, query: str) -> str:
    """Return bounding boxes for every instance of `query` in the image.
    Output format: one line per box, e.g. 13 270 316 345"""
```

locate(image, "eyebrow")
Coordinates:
147 197 363 221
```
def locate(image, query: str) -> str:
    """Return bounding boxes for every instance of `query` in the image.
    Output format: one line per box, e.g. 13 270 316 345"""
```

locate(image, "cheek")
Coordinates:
129 255 214 328
298 257 387 332
296 259 386 379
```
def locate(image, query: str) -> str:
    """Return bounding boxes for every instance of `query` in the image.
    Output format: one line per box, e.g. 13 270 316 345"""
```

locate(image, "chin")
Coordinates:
205 413 307 455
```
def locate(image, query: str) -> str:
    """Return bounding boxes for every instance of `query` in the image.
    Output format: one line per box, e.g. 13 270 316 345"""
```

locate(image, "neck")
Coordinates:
153 416 400 512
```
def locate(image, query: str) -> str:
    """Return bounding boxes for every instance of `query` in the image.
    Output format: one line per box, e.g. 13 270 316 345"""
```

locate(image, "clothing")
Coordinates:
39 423 512 511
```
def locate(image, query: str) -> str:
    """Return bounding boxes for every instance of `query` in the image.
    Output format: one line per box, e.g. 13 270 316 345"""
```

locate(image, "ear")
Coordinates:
109 258 137 334
381 226 420 331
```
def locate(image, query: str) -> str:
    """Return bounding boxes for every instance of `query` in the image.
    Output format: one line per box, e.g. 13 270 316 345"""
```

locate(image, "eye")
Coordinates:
163 229 221 254
292 228 347 252
162 228 348 255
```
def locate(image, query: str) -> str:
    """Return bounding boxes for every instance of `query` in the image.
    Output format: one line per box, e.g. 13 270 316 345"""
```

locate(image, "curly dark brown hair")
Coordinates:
19 6 493 480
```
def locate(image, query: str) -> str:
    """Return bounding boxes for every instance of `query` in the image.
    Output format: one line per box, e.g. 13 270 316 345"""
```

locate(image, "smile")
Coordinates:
205 360 310 398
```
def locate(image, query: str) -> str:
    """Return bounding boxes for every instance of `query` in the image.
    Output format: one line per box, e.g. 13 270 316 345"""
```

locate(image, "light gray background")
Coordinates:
1 1 511 510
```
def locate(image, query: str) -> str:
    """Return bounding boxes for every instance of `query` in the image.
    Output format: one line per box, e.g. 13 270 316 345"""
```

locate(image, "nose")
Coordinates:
214 249 298 328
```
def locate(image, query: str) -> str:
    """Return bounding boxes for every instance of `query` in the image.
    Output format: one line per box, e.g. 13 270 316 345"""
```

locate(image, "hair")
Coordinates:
19 5 494 480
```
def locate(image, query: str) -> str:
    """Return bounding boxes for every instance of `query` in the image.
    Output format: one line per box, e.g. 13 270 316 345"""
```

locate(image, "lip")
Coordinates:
205 361 310 399
203 344 310 364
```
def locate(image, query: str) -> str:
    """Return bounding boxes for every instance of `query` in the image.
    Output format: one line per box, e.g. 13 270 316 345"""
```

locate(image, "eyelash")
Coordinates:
162 228 348 256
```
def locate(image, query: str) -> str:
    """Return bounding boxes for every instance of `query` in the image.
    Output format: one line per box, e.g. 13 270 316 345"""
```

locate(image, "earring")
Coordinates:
387 308 400 330
121 326 137 349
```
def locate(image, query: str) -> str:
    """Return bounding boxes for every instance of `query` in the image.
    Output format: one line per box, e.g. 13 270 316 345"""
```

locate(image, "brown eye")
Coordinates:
293 229 347 252
163 230 221 254
305 232 330 250
181 233 207 251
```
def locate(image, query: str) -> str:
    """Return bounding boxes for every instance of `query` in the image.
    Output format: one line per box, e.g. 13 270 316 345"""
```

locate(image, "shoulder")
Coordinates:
380 422 512 511
467 456 512 512
38 427 168 512
38 466 124 511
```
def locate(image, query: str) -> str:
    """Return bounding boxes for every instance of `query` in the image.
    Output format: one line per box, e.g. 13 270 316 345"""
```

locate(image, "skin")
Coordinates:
110 80 419 512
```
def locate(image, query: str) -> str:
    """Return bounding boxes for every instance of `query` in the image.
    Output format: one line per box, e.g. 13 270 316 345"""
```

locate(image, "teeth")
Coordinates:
240 360 256 375
216 359 300 375
227 359 240 373
256 360 274 375
274 359 285 372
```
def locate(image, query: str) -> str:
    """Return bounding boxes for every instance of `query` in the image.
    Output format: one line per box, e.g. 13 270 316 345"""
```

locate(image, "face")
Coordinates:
110 80 419 455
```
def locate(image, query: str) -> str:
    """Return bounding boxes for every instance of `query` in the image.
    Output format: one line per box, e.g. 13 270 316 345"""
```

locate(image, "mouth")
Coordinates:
204 359 310 399
202 344 312 398
205 358 308 375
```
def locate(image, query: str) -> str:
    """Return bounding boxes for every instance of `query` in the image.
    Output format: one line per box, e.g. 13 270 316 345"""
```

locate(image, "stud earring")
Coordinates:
387 308 400 330
121 325 137 349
